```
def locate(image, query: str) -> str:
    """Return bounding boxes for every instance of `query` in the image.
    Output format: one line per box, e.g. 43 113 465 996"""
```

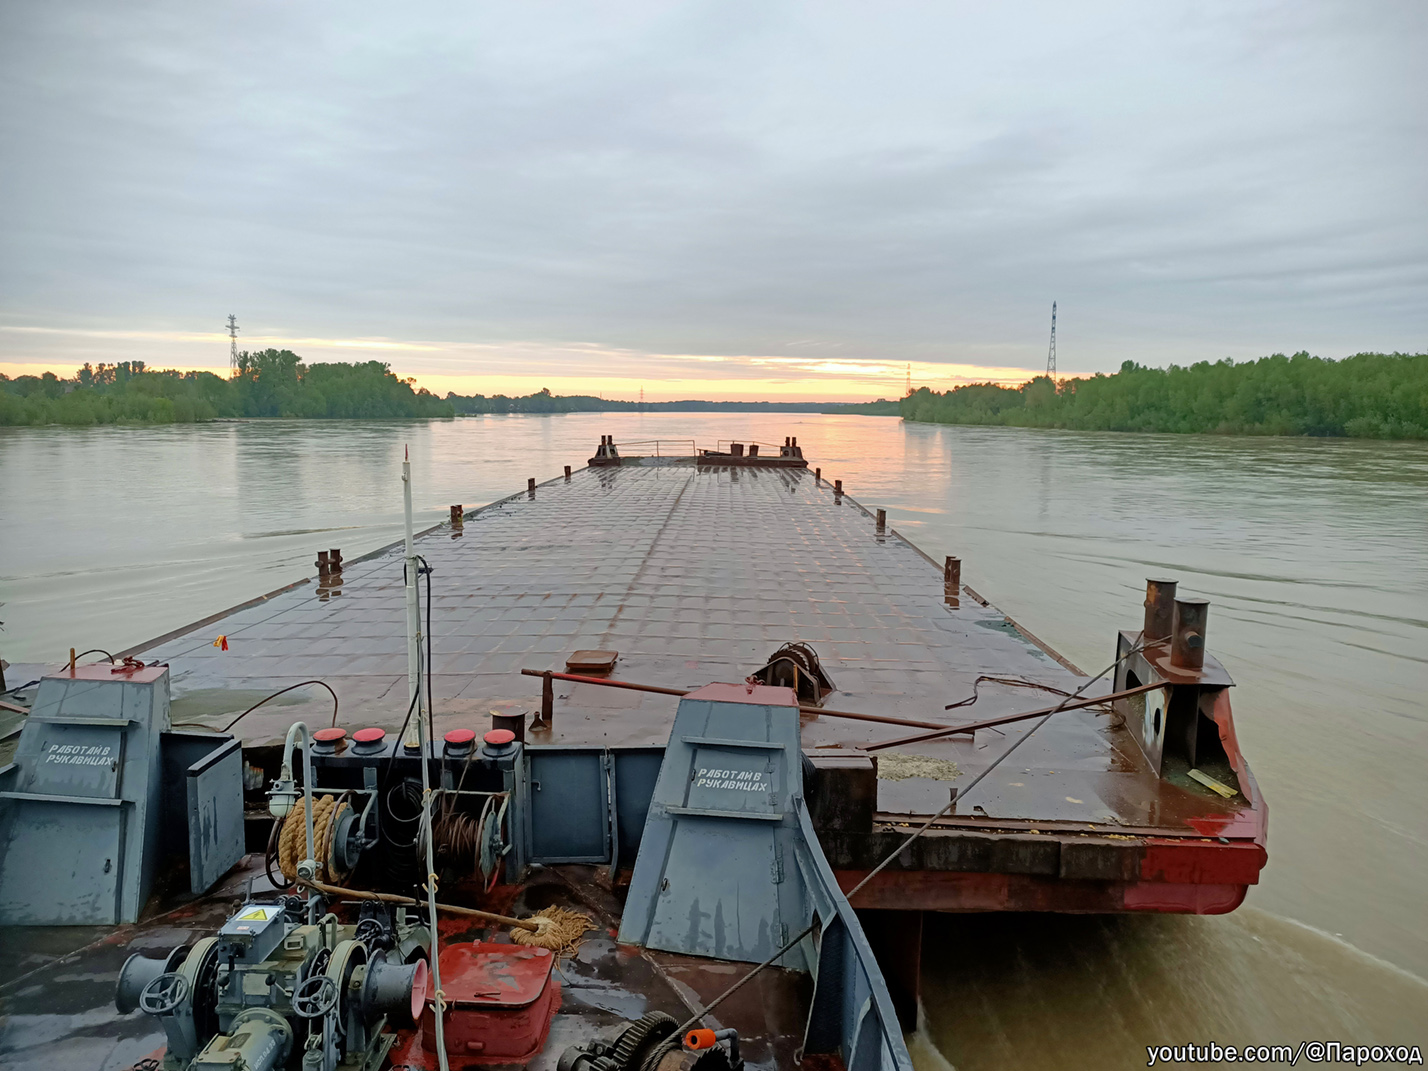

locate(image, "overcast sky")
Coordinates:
2 1 1424 400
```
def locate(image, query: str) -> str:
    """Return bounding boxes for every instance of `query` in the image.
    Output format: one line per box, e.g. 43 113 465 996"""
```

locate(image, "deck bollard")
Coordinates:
815 467 821 483
316 549 331 576
564 465 571 480
1143 578 1178 643
450 504 464 527
329 548 343 573
1171 598 1210 670
876 508 886 534
528 477 536 499
834 479 843 498
944 556 961 607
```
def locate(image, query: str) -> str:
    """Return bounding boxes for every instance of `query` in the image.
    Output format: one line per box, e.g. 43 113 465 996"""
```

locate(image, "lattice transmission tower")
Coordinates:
227 314 240 369
1046 302 1057 380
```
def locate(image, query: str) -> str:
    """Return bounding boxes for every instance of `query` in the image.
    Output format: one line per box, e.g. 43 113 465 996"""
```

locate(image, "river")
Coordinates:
2 414 1425 1066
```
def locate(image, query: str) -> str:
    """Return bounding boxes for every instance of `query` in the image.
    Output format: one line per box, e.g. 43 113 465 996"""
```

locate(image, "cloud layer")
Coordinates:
2 1 1424 397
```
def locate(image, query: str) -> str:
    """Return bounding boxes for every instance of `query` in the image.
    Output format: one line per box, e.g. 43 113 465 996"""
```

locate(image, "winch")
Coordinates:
115 897 429 1071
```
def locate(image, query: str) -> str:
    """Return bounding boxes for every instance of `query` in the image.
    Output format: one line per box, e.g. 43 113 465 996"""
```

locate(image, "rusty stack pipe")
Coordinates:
1171 598 1210 670
450 505 464 527
1143 578 1178 643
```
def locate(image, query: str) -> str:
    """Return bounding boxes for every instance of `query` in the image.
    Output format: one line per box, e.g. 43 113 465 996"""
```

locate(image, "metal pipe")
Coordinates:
1171 598 1210 670
864 680 1165 751
519 668 957 730
402 449 422 751
1143 578 1178 642
280 721 318 878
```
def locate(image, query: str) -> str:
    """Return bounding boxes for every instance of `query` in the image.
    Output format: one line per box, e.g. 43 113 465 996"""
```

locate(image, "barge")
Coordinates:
0 437 1267 1071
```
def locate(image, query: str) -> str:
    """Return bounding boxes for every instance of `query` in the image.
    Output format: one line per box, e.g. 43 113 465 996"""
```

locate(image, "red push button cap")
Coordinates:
314 728 347 742
353 727 386 744
444 729 477 745
483 729 516 746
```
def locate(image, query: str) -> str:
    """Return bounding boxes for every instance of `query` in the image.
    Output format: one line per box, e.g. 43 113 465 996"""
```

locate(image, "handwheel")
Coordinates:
292 974 339 1019
138 972 190 1016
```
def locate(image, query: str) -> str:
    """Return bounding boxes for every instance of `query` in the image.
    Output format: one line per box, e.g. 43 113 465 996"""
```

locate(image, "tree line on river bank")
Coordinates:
0 351 896 425
902 352 1427 439
4 348 1423 439
0 350 454 424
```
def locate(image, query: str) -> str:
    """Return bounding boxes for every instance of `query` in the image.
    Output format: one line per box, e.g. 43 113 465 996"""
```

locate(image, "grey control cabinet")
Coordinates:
0 664 243 925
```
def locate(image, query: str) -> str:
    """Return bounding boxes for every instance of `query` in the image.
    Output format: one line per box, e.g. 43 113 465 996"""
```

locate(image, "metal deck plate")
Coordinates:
134 464 1247 835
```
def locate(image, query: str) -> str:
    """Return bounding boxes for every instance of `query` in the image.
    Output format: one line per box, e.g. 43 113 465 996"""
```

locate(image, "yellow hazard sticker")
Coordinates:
236 906 278 921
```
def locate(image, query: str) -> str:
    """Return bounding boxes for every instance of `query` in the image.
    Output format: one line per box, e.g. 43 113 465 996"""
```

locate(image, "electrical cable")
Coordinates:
222 680 339 733
69 648 116 664
674 642 1149 1036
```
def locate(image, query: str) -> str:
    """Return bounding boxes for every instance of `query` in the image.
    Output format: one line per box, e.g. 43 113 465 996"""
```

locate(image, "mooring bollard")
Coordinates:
450 504 464 526
316 549 331 576
1143 578 1178 643
944 556 961 607
1171 598 1210 671
330 548 343 574
564 465 571 479
815 467 821 483
834 479 843 498
528 477 536 498
876 508 886 534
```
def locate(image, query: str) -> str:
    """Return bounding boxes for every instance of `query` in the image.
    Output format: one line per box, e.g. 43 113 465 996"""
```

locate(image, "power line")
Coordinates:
1046 301 1057 380
227 314 240 369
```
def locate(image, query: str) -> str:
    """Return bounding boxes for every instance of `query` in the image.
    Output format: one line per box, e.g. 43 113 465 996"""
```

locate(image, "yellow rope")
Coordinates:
510 906 596 955
278 795 342 882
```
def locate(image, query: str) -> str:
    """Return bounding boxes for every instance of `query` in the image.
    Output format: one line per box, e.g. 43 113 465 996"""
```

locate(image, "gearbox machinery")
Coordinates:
557 1012 743 1071
116 897 429 1071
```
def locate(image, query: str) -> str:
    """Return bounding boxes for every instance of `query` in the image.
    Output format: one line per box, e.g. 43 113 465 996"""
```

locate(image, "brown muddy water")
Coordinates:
2 414 1425 1067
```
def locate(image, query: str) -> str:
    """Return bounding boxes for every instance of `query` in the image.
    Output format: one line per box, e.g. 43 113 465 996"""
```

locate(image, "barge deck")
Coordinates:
126 454 1264 914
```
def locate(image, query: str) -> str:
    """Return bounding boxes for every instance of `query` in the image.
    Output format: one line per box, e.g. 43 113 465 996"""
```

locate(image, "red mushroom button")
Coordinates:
483 729 516 746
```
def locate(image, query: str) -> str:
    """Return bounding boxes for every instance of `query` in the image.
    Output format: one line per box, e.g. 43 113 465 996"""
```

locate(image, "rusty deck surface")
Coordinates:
118 462 1244 838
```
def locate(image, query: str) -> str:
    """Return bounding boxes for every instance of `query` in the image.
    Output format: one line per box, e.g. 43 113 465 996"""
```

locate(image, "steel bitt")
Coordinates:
1143 577 1178 642
1171 598 1210 670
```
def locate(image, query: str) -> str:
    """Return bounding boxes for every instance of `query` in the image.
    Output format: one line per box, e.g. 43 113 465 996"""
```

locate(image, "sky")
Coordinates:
1 1 1424 402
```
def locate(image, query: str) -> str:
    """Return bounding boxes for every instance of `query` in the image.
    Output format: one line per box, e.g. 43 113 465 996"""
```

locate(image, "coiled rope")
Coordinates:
276 793 352 884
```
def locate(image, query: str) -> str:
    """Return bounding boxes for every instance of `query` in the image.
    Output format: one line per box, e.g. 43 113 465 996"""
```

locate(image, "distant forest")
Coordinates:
445 388 899 416
0 355 897 425
902 352 1427 439
0 350 454 424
